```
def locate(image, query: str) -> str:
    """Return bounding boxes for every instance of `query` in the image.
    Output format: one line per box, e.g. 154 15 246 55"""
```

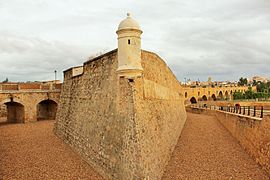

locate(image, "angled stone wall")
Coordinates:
133 51 187 179
54 50 187 179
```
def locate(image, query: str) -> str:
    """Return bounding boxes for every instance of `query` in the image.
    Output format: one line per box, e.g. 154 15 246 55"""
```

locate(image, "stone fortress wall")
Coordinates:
54 49 187 179
54 14 187 180
134 51 187 179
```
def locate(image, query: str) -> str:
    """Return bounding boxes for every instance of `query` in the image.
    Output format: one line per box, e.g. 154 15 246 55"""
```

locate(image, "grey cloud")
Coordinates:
0 33 93 81
0 0 269 82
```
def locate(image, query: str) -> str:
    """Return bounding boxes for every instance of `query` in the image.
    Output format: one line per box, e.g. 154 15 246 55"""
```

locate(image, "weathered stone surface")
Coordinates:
0 104 7 117
54 50 187 180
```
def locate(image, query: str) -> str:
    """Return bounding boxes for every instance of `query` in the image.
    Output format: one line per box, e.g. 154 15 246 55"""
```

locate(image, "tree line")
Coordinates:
234 77 270 100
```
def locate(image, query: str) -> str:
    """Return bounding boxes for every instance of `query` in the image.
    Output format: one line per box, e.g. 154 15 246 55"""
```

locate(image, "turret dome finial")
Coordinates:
127 12 131 17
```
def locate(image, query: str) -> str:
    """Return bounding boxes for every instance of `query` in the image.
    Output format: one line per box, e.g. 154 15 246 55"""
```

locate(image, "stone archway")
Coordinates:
4 101 25 123
37 99 58 120
211 94 217 101
218 91 223 100
202 95 207 101
190 97 197 104
225 91 229 100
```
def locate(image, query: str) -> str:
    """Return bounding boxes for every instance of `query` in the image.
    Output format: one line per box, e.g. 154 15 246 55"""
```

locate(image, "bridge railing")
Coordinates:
0 83 61 92
190 104 270 119
218 106 270 119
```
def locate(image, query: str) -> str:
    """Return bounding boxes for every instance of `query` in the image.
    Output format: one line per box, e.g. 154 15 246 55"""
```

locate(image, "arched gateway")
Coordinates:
37 99 58 120
4 101 25 123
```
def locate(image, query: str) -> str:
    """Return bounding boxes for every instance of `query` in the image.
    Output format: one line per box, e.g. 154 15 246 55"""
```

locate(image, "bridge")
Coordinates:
182 85 256 104
0 82 61 123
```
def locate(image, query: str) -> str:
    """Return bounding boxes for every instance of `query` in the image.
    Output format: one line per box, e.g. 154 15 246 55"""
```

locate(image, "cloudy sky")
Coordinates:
0 0 269 82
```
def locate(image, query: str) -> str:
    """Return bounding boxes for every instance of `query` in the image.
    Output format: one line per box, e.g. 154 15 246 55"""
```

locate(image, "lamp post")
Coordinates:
54 70 57 90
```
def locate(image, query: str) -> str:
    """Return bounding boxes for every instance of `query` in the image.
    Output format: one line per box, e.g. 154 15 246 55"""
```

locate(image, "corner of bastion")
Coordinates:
54 13 187 180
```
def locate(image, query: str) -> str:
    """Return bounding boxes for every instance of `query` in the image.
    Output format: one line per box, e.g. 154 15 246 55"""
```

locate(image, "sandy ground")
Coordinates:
0 120 103 180
0 113 269 179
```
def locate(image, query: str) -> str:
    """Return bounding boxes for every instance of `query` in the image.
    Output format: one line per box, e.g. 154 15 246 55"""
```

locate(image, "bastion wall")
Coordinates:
54 49 187 180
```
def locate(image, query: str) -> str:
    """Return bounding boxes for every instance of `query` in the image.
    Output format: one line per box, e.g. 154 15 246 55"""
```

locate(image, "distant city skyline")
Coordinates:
0 0 269 82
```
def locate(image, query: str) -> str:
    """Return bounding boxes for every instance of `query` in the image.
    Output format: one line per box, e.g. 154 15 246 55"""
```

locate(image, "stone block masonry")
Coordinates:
54 50 187 180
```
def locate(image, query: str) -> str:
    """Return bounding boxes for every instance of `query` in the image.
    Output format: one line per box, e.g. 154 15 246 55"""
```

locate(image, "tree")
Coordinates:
238 77 248 86
244 87 254 99
257 82 268 93
233 85 270 100
233 91 244 100
2 78 8 83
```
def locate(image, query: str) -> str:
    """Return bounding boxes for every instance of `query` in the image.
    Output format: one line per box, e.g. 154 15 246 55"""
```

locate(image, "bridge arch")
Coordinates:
37 99 58 120
218 91 223 100
202 95 207 101
190 97 197 104
225 91 229 99
211 94 217 101
4 101 25 123
1 97 24 106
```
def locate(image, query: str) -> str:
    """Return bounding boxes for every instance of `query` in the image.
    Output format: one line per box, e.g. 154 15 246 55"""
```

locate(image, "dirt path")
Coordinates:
0 121 103 180
162 112 269 179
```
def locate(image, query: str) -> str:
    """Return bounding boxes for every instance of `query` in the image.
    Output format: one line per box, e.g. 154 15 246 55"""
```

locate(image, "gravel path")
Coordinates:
0 121 103 180
0 113 269 179
162 112 269 179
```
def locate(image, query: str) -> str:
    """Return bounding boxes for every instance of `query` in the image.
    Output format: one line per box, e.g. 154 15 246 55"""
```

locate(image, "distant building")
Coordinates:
250 76 270 83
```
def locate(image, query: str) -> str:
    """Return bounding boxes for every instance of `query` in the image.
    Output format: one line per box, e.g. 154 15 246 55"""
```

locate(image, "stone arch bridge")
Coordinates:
0 83 61 123
182 85 256 104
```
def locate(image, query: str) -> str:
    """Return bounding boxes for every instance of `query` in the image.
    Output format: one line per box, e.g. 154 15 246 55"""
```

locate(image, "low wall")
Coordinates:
215 111 270 175
185 106 216 116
